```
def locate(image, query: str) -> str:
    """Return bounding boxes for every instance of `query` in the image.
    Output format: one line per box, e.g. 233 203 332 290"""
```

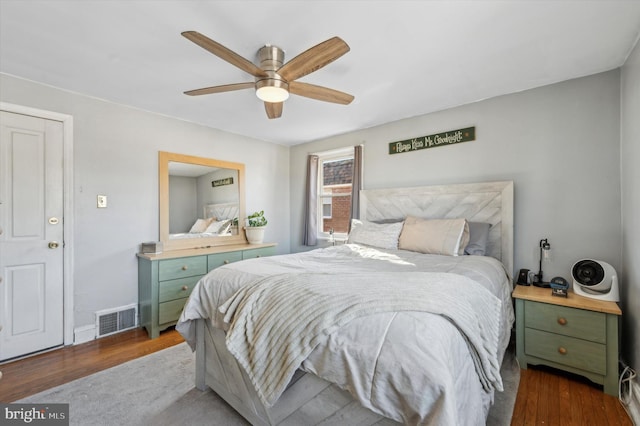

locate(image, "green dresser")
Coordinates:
138 243 276 338
513 285 621 396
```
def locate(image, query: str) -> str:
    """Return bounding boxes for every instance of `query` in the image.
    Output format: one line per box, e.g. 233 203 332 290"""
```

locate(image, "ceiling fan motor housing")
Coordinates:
258 45 285 70
255 45 289 100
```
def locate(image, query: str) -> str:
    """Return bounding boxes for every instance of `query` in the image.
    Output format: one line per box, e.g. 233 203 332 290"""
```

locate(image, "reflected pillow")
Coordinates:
465 222 491 256
398 217 469 256
189 217 214 233
348 219 404 250
216 220 232 235
205 219 231 234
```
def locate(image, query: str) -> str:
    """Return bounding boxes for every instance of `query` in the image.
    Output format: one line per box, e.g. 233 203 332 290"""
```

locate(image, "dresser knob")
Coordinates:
181 265 188 271
223 260 229 264
558 347 568 355
181 285 188 291
256 255 261 258
557 317 567 326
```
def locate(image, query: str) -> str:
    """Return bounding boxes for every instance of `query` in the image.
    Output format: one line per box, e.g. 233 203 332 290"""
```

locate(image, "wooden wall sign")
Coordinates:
212 177 234 187
389 127 475 155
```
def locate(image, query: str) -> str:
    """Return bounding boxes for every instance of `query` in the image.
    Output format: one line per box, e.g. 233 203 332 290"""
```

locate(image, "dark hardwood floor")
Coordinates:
0 328 633 425
0 327 184 403
512 364 632 425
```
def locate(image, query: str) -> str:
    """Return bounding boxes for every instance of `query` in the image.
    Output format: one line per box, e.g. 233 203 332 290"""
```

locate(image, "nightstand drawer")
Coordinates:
524 301 606 343
525 328 606 375
159 256 207 281
208 251 243 271
242 246 276 259
159 276 200 303
158 297 188 325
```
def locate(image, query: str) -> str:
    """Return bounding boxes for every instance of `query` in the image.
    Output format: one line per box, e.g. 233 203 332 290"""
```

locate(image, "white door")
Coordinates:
0 111 64 361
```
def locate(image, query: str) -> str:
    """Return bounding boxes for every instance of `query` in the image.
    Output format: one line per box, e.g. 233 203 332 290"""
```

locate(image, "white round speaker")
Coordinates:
571 259 619 302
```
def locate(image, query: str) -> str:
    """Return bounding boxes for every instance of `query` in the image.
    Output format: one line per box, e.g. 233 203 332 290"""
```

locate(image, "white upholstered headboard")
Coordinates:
203 202 239 221
360 181 514 277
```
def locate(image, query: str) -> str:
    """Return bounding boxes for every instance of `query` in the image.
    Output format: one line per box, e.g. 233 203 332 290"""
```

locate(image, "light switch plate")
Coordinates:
97 195 107 208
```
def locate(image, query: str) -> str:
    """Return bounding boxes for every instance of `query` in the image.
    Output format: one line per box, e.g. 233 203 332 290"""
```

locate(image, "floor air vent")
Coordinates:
95 304 138 337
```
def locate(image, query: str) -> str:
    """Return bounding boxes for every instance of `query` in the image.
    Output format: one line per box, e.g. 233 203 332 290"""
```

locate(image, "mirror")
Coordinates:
159 151 246 251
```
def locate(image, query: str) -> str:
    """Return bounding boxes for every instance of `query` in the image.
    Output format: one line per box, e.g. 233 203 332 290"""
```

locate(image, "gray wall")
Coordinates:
169 175 197 233
291 70 622 290
197 169 239 209
621 40 640 372
0 73 290 330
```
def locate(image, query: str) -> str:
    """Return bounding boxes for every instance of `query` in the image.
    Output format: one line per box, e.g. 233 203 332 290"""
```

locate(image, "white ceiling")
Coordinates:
1 1 639 146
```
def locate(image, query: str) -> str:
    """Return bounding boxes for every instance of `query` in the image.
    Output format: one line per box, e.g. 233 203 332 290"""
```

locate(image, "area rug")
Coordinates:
17 342 519 425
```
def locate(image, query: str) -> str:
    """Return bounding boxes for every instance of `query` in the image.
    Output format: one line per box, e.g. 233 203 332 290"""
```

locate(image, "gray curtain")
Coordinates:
350 145 363 222
303 154 319 246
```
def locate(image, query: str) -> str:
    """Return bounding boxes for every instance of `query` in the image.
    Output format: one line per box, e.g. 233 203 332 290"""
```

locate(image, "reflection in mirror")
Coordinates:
168 163 239 235
159 152 246 251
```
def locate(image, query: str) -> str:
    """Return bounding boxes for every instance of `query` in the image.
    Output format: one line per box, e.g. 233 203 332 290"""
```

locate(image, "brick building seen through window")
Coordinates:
321 158 353 234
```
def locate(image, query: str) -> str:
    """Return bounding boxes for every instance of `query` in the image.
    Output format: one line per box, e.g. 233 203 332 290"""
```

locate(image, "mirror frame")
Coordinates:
159 151 246 251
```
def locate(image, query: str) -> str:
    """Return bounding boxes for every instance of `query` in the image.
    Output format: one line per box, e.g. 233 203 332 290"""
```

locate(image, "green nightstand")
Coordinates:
513 285 621 396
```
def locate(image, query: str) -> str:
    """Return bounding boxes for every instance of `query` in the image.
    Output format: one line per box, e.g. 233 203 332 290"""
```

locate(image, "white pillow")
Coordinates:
204 219 231 234
398 217 469 256
189 217 214 233
347 219 404 250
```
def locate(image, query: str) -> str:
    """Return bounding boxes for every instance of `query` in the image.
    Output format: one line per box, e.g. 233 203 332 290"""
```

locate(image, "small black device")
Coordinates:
550 276 569 297
549 276 569 289
516 269 530 286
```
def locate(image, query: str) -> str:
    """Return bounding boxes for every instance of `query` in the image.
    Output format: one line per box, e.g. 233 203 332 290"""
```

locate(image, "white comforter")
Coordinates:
177 244 514 425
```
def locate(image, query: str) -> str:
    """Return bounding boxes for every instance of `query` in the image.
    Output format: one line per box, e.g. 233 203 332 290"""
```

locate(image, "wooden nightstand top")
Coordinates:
512 285 622 316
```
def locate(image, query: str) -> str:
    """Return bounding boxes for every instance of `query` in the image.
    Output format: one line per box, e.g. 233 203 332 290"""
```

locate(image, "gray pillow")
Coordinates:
464 222 491 256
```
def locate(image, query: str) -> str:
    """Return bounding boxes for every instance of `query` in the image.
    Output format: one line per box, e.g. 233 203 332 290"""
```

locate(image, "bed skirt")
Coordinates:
194 319 401 426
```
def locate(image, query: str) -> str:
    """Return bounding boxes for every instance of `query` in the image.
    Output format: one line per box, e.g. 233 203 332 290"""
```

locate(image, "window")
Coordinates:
316 148 354 239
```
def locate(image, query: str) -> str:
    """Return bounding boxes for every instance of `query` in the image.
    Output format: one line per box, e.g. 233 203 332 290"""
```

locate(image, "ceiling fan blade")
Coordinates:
182 31 267 78
264 102 283 119
289 81 354 105
184 82 254 96
277 37 350 82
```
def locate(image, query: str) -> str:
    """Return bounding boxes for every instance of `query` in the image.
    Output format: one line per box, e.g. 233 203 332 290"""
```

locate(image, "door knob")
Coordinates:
48 241 59 249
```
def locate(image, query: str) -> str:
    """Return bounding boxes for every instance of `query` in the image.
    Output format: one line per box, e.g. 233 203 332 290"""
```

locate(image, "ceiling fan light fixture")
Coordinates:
255 78 290 103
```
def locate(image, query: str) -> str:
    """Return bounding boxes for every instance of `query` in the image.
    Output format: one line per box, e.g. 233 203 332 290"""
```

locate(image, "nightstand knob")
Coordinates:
181 285 188 291
223 260 229 264
558 347 568 355
181 265 188 271
557 317 567 326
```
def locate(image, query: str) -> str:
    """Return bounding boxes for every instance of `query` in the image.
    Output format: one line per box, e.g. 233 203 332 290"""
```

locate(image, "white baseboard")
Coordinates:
74 325 96 345
629 379 640 425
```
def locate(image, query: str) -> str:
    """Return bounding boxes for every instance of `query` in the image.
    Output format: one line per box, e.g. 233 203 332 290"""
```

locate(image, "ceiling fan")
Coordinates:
181 31 354 119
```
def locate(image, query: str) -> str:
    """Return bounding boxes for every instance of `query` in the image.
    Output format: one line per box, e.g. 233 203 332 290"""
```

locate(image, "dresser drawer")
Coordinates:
524 301 606 343
242 246 276 259
158 298 188 325
159 276 200 303
158 256 207 281
525 328 607 375
208 251 243 271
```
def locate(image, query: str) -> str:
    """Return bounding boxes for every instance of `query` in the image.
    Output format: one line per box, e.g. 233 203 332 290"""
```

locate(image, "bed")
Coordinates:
176 181 514 425
170 202 238 239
